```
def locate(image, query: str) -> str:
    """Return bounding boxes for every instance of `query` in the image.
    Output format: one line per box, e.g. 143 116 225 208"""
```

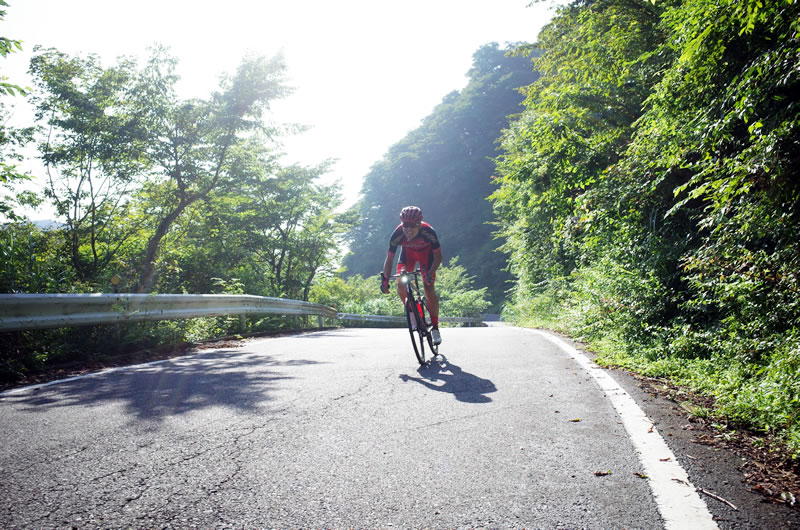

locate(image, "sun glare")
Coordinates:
4 0 553 218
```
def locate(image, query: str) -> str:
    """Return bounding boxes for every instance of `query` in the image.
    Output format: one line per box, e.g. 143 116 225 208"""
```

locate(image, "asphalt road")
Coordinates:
0 326 773 528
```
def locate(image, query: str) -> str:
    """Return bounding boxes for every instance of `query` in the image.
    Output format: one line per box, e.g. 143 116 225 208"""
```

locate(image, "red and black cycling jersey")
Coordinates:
388 222 441 273
387 222 441 255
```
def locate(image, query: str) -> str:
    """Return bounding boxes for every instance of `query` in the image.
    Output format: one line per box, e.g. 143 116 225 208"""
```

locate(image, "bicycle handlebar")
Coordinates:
387 267 428 283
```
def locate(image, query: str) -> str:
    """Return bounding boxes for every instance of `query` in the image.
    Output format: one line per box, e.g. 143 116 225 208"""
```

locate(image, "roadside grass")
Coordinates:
0 313 312 385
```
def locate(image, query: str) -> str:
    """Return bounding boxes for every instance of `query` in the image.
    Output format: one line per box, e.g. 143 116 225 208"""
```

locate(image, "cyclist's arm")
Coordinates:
382 251 395 280
429 248 442 276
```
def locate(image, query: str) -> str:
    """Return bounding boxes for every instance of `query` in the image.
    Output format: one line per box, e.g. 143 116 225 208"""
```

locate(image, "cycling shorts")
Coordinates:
396 246 436 282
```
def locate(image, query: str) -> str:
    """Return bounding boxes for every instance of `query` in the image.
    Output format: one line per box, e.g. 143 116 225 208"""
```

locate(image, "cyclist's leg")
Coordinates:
425 279 442 345
397 258 422 330
415 249 441 345
400 250 426 305
412 249 438 326
395 248 409 305
424 279 439 325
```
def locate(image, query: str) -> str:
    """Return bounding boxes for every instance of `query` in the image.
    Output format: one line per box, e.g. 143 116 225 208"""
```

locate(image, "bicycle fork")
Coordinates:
404 290 421 329
407 300 426 331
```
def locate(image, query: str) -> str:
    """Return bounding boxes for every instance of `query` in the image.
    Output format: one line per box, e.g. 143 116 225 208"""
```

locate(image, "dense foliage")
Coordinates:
310 257 491 324
343 43 539 308
493 0 800 454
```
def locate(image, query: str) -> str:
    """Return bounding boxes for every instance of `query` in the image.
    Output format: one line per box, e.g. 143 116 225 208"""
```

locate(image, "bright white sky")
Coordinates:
3 0 554 219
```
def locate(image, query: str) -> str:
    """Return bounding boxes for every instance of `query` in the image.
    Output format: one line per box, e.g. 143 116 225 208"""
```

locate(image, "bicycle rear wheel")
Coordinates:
405 298 426 365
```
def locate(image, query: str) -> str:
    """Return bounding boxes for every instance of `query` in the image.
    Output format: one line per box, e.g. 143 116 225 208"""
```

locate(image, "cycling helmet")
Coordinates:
400 206 423 224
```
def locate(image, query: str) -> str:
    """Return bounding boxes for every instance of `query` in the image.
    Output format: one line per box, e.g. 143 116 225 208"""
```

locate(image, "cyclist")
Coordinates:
380 206 442 345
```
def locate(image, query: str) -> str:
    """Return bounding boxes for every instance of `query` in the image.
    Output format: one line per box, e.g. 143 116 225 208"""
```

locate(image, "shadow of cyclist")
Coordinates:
399 355 496 404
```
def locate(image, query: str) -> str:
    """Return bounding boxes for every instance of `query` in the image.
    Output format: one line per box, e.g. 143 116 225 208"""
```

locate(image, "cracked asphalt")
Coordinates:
0 327 702 527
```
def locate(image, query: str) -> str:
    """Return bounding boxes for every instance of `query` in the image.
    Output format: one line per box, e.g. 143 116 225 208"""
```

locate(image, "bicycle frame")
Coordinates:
390 266 438 364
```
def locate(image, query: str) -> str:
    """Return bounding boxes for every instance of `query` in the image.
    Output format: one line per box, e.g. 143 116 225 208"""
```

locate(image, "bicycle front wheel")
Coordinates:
420 297 439 357
406 299 426 365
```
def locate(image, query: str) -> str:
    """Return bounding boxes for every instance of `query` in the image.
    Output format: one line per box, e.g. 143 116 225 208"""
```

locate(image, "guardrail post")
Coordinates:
317 315 323 328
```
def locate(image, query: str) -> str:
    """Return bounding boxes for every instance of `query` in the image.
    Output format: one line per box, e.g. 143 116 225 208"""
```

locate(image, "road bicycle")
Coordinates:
384 267 439 365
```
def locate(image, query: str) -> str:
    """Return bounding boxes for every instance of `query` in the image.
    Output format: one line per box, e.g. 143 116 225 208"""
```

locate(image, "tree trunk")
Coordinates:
302 268 317 302
135 198 194 293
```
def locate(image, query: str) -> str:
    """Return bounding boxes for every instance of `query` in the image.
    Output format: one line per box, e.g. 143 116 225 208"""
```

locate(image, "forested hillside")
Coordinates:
492 0 800 455
343 43 539 307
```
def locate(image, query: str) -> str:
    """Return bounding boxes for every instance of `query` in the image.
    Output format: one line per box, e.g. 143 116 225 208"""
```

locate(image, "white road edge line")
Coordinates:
527 329 719 530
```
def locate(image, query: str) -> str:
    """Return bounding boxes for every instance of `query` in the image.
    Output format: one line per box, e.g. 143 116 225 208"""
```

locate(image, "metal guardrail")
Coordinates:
0 294 486 331
0 294 337 332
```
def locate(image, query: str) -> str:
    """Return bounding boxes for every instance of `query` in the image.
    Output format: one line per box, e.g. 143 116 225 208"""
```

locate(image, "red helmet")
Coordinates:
400 206 423 224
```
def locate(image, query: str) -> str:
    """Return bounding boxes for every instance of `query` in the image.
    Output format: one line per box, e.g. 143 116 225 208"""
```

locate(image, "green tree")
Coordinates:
0 221 74 292
132 137 356 301
0 0 33 220
629 0 800 347
0 0 24 97
434 256 491 318
237 152 353 300
492 0 669 293
0 108 33 221
29 48 152 284
135 54 290 293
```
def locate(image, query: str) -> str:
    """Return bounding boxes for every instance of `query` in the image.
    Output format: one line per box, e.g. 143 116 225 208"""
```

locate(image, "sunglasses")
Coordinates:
402 222 420 228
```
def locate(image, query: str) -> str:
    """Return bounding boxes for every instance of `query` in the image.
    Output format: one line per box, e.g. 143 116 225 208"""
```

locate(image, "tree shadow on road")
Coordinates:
399 355 496 403
3 349 324 424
